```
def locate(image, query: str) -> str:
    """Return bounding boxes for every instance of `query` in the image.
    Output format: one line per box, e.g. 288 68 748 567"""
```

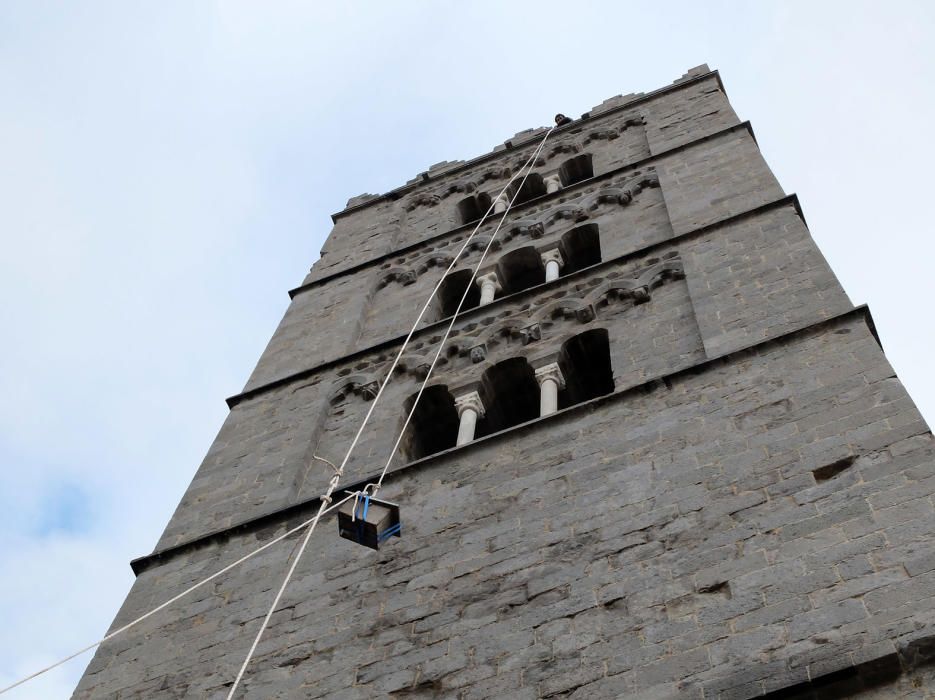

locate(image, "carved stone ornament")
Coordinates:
534 362 567 390
476 271 503 293
454 391 486 418
540 248 565 268
469 345 487 364
358 381 380 400
521 323 542 345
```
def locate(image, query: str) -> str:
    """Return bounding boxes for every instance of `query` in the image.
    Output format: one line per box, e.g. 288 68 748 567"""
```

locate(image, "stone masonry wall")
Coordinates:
75 67 935 699
75 316 935 699
304 71 737 285
157 251 698 548
245 124 783 393
158 203 852 550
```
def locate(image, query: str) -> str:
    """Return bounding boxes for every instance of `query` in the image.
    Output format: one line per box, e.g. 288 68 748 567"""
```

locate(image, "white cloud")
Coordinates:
1 1 933 695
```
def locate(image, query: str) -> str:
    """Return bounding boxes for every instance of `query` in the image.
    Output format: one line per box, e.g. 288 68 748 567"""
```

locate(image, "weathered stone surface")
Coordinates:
74 67 935 699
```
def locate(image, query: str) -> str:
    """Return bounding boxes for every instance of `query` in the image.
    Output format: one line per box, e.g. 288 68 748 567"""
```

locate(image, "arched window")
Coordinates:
457 192 492 225
557 329 614 409
476 358 539 437
507 173 547 206
558 154 594 187
437 269 481 319
497 246 545 295
560 224 602 275
400 385 459 461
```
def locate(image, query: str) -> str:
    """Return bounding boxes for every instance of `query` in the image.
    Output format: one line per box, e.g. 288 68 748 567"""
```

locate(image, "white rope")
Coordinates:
224 127 556 698
372 126 557 492
0 490 360 697
1 126 557 697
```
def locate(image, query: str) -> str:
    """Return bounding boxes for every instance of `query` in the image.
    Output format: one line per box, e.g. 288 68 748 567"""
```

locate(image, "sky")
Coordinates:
1 1 934 696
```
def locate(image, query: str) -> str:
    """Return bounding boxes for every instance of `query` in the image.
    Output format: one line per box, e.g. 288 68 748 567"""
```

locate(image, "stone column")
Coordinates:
540 248 565 283
534 362 566 417
544 174 562 194
454 391 486 446
476 271 501 306
493 192 510 214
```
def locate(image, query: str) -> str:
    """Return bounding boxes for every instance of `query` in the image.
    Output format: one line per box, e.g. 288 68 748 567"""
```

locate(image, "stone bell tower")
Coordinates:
72 65 935 698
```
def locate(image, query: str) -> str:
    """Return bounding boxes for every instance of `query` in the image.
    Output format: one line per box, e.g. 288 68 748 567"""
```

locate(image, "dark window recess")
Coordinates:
400 385 459 461
560 224 602 275
497 247 545 295
457 192 492 224
507 173 547 206
812 455 857 482
558 329 614 410
476 358 540 438
437 269 481 319
559 154 594 187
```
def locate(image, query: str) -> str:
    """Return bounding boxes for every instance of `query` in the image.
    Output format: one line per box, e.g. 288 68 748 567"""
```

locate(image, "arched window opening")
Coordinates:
457 192 492 225
497 247 545 296
508 173 547 206
437 269 481 319
476 358 539 438
400 385 459 461
558 154 594 187
560 224 602 275
557 329 614 410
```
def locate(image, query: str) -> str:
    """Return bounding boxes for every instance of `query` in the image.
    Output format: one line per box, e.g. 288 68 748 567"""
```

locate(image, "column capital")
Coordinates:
454 390 486 418
540 247 565 268
534 362 566 390
475 270 502 293
543 174 562 193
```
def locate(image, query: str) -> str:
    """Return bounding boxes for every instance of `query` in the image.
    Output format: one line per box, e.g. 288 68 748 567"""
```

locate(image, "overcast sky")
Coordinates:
1 2 934 697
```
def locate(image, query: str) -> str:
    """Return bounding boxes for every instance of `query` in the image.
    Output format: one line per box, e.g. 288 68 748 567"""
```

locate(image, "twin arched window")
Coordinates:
455 155 594 225
401 328 613 461
434 224 602 320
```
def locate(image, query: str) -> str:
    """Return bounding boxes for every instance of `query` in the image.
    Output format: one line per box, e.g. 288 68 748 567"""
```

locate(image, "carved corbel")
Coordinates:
469 344 487 364
520 323 542 345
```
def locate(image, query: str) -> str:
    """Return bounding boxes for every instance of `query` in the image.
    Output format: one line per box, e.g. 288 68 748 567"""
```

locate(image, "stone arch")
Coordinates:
497 246 545 295
583 127 620 144
442 179 476 199
558 153 594 187
456 318 527 361
546 141 582 161
399 384 459 461
506 172 548 205
325 373 380 405
413 252 455 276
581 187 631 211
543 203 588 228
435 268 482 320
475 356 539 438
478 165 511 183
375 267 415 290
396 351 433 379
555 327 614 409
457 192 493 225
404 191 441 212
560 223 602 275
532 297 595 327
634 258 685 289
586 280 650 311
